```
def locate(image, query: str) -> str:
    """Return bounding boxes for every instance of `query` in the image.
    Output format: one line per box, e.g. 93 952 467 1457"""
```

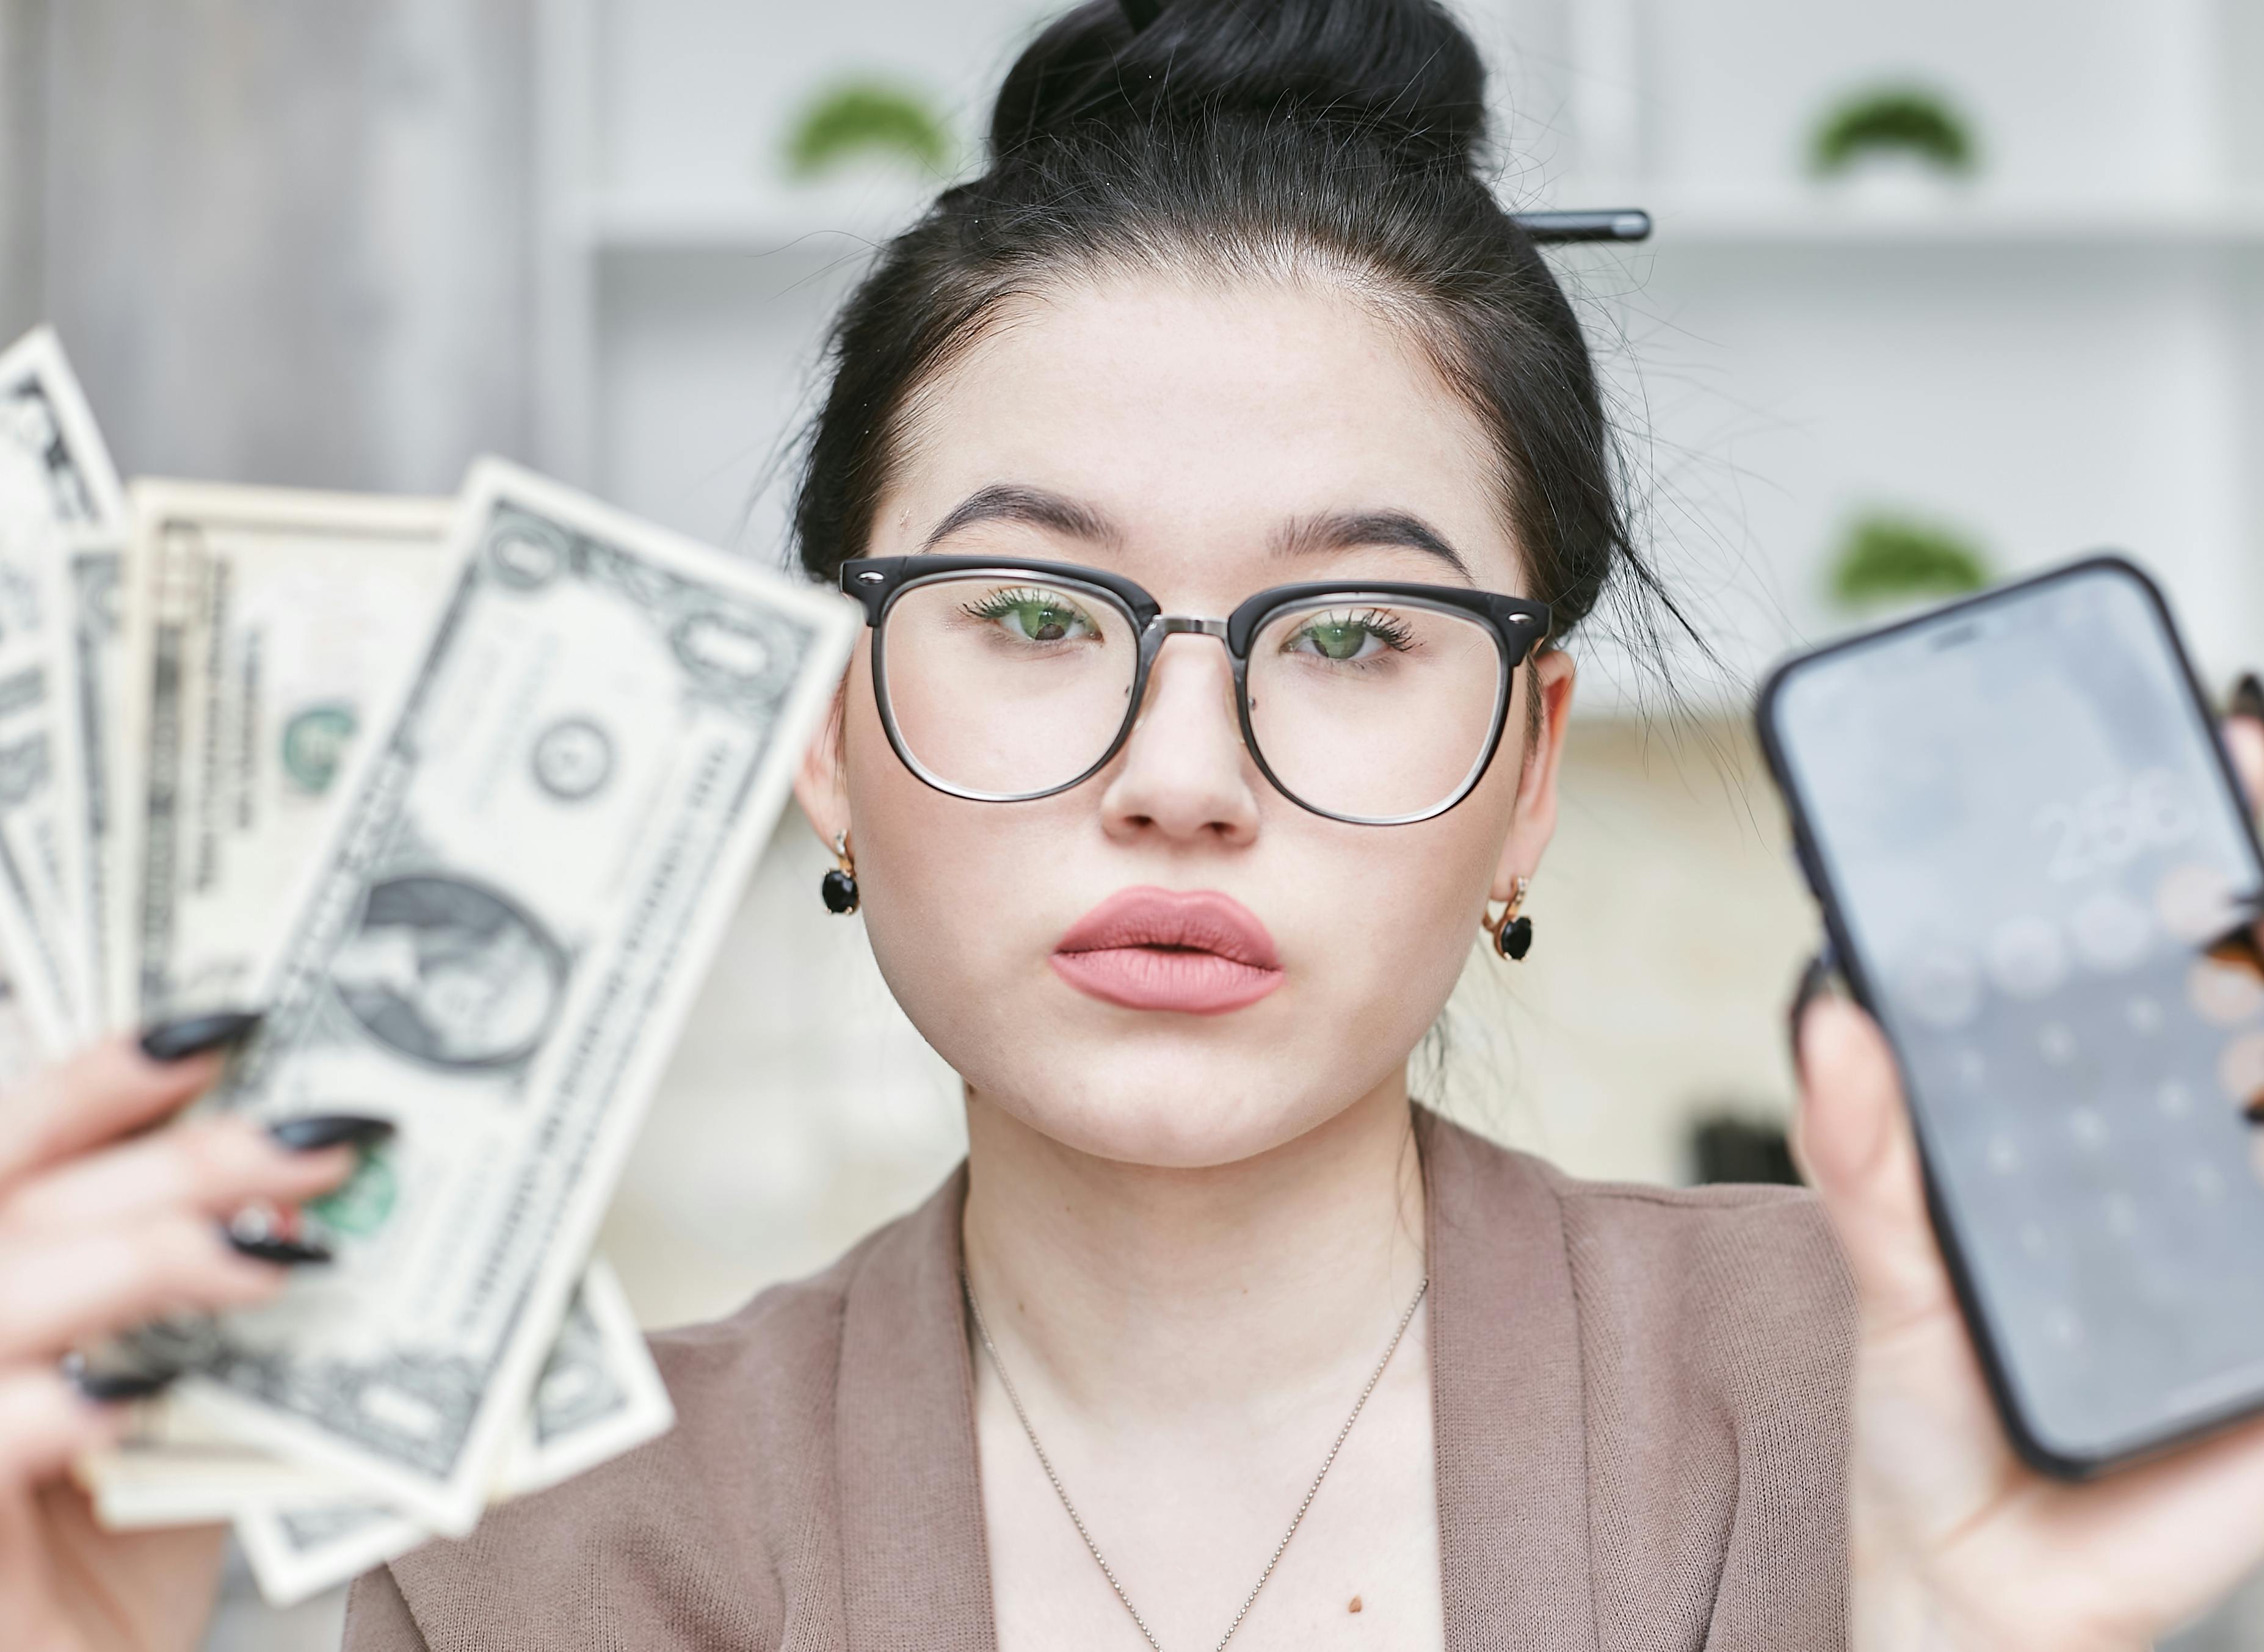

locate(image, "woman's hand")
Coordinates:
0 1029 356 1652
1796 706 2264 1651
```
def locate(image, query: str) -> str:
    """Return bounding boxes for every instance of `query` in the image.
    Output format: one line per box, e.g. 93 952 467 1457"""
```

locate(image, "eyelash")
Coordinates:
1294 608 1419 653
960 587 1095 632
966 586 1061 615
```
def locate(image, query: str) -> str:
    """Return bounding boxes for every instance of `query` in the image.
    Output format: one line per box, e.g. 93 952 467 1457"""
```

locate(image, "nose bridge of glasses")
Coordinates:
1149 614 1230 642
1132 613 1242 726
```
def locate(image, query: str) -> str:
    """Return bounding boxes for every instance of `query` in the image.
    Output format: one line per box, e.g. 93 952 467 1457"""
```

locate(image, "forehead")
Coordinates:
873 269 1520 600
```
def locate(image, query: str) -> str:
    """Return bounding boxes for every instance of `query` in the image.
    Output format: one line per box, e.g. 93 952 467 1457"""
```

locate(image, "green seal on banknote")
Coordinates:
280 702 358 794
307 1142 397 1237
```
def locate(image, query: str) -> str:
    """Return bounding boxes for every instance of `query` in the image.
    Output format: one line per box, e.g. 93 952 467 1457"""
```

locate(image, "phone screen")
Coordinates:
1769 560 2264 1465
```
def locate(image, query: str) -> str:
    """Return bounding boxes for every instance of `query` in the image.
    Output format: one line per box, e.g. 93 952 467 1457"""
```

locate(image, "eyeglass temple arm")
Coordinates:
1511 209 1652 245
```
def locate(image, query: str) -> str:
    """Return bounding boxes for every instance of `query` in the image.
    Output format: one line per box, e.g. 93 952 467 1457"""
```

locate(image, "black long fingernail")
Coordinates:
223 1228 333 1266
60 1352 177 1403
266 1114 393 1153
1787 947 1834 1072
2233 673 2264 724
138 1010 263 1063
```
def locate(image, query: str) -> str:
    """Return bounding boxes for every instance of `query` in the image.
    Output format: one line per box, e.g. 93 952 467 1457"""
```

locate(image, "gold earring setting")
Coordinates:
820 831 859 915
1485 875 1534 961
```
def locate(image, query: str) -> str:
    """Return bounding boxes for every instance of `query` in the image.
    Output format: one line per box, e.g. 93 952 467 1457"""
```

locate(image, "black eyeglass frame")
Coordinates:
839 554 1554 826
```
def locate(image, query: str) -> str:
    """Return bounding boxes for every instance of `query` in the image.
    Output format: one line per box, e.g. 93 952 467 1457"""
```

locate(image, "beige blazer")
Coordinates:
344 1108 1857 1650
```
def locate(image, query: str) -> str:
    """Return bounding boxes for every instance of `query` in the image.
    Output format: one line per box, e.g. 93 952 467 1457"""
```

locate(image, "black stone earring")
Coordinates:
820 831 859 915
1485 876 1534 962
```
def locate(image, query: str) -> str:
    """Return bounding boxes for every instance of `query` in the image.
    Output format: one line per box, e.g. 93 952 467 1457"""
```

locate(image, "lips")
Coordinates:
1050 886 1284 1015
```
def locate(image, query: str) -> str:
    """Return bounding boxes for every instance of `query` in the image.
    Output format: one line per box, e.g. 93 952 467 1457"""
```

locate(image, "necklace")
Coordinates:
962 1270 1430 1652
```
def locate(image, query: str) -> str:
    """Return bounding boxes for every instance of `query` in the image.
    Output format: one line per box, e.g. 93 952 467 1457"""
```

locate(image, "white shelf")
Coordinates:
584 185 935 255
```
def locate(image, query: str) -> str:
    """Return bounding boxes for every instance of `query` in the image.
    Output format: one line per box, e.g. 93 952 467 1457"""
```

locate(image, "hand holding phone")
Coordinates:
1769 559 2264 1644
1798 994 2264 1649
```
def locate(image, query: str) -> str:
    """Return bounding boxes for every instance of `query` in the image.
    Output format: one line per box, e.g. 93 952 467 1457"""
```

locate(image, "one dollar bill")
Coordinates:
231 1256 671 1606
111 484 460 1030
143 459 852 1532
82 1256 659 1531
0 327 125 1050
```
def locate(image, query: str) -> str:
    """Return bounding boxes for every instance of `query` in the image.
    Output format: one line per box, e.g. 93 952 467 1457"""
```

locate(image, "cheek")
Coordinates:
836 667 1054 1046
1305 784 1508 1033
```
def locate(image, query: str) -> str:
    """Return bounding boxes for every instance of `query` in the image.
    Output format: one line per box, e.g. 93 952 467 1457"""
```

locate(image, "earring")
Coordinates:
819 831 859 915
1484 875 1534 961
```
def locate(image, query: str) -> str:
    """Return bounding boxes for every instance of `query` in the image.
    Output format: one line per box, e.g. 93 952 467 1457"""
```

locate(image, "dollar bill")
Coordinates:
145 459 852 1532
0 966 46 1089
67 539 125 1032
231 1257 670 1606
82 1408 360 1530
111 484 459 1029
85 1258 666 1531
0 326 125 1051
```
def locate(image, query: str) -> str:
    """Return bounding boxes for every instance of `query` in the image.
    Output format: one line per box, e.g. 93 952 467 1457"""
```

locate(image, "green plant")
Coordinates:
1812 85 1977 177
784 81 952 180
1829 512 1992 609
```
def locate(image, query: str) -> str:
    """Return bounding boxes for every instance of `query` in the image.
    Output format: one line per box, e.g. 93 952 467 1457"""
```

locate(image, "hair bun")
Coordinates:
990 0 1489 172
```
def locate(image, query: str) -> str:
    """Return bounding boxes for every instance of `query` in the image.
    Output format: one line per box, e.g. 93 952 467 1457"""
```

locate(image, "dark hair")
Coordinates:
791 0 1678 654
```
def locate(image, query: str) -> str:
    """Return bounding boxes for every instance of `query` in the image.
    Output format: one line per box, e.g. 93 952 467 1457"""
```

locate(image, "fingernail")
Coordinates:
1787 946 1834 1074
223 1228 333 1266
2233 673 2264 723
60 1352 177 1404
266 1114 393 1153
137 1010 263 1063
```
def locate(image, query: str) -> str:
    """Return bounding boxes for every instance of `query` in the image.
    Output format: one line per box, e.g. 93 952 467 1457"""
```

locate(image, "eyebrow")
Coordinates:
918 487 1475 582
920 484 1122 553
1271 509 1475 582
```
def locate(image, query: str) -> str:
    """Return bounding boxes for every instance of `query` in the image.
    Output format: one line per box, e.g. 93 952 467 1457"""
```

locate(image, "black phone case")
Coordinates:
1754 551 2264 1478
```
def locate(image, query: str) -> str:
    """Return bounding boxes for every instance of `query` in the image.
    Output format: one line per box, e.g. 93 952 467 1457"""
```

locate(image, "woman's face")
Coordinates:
796 270 1575 1168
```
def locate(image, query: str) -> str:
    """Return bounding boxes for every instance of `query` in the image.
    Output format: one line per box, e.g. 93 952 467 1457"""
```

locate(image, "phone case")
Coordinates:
1755 551 2264 1478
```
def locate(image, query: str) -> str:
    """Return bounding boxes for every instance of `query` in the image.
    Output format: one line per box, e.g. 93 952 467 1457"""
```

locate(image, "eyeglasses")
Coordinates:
840 556 1552 826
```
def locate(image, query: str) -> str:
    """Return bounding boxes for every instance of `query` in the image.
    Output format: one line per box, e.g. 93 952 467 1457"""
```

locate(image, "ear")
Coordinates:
792 672 852 849
1491 648 1576 903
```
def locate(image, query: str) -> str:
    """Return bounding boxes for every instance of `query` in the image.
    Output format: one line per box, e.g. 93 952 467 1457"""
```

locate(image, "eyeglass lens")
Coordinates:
877 573 1508 821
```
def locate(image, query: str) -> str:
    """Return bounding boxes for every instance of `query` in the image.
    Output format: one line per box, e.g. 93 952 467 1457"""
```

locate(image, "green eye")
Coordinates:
1303 620 1371 661
1285 608 1417 663
963 586 1098 644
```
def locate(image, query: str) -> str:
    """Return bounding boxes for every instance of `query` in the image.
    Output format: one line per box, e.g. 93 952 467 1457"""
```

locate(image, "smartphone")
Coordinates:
1757 555 2264 1476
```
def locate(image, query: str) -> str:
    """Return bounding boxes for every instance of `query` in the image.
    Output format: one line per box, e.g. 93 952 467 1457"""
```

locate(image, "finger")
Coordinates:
0 1368 126 1488
0 1036 226 1192
2224 712 2264 814
1794 995 1959 1337
0 1216 286 1364
1 1117 352 1236
1996 1405 2264 1645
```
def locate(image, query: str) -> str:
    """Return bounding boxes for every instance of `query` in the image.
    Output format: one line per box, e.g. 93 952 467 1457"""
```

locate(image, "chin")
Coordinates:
971 1036 1390 1170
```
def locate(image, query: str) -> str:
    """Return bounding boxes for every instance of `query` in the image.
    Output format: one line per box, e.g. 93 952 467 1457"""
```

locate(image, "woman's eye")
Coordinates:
966 588 1098 643
1286 611 1409 662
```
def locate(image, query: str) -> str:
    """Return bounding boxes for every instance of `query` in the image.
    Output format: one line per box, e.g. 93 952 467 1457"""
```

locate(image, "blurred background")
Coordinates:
4 0 2264 1644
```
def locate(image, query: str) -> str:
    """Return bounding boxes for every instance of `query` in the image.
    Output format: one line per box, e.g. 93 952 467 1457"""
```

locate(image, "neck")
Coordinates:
959 1078 1428 1422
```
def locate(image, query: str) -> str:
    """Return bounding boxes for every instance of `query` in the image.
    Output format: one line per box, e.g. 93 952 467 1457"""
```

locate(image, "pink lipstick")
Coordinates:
1050 886 1283 1015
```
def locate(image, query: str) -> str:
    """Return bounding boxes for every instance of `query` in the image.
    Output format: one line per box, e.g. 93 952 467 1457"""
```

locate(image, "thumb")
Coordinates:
2222 708 2264 814
1794 991 1957 1336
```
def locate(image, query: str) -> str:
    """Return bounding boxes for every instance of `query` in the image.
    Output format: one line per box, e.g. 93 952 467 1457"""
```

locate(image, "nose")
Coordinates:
1097 630 1262 846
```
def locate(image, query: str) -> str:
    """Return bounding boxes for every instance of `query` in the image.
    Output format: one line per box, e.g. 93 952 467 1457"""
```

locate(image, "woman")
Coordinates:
12 2 2264 1647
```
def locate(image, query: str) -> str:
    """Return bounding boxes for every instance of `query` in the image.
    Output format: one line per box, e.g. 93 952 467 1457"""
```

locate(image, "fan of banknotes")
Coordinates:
0 325 857 1604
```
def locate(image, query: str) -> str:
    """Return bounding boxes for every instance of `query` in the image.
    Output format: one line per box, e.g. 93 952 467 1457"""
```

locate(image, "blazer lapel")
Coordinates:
834 1166 1000 1652
1421 1108 1597 1650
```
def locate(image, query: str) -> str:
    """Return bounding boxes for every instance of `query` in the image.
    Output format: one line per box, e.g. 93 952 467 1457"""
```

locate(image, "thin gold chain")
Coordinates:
963 1270 1429 1652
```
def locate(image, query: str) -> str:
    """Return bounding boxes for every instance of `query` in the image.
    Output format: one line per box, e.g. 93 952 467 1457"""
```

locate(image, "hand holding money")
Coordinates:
0 1027 359 1651
0 325 857 1612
